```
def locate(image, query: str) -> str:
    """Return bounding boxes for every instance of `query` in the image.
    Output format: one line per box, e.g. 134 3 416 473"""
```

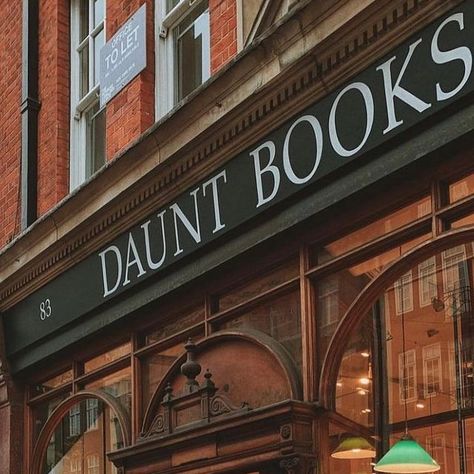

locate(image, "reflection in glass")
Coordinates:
331 242 474 473
316 196 431 265
41 399 122 474
317 234 431 361
84 342 131 374
85 367 132 415
175 2 210 101
217 290 302 370
85 103 106 176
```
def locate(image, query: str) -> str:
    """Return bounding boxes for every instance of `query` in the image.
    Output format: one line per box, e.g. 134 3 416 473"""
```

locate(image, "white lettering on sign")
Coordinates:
250 11 472 208
98 169 230 297
97 10 473 300
39 298 52 321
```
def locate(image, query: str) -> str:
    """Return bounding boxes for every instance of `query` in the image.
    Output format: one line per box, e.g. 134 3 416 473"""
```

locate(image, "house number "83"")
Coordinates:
39 298 52 320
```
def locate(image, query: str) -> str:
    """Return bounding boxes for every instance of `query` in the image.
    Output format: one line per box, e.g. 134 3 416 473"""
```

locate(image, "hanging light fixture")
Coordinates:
374 433 439 473
331 436 376 459
374 277 440 473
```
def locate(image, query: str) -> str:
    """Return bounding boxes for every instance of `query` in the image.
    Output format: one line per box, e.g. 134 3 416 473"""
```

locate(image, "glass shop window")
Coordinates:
331 241 474 474
84 367 132 415
41 398 122 474
83 341 131 373
31 369 73 396
314 195 431 265
215 258 299 313
214 290 302 370
316 233 431 361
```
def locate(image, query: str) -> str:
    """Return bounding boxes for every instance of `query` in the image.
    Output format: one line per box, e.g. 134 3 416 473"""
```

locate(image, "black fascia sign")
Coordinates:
3 2 474 358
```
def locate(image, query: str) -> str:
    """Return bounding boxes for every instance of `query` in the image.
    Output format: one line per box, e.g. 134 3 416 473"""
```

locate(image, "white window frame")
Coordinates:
69 404 81 437
425 434 447 472
422 343 442 398
442 245 468 319
399 349 417 404
86 398 99 430
87 454 100 474
418 256 438 307
442 245 467 291
70 0 106 190
155 0 210 118
394 271 414 315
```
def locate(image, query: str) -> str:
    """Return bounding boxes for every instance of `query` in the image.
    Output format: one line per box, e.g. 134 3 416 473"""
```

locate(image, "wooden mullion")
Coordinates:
305 217 431 280
74 355 130 387
27 383 72 406
204 293 212 337
388 408 474 433
431 179 444 237
299 243 317 402
436 194 474 222
131 333 140 444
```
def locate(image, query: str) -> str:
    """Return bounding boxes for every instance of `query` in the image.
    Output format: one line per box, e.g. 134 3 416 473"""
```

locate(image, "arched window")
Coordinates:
31 392 130 474
327 239 474 474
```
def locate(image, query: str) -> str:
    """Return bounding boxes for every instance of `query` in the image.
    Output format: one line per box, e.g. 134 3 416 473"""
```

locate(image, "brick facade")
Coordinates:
210 0 237 73
0 2 22 247
37 0 70 216
0 0 238 248
105 0 155 161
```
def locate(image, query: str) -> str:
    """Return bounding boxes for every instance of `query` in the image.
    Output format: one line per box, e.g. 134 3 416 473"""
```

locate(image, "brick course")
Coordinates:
106 0 155 161
210 0 237 73
0 1 22 247
37 0 70 216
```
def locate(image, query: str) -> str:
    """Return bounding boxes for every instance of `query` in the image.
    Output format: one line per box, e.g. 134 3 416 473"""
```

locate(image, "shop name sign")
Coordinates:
4 3 474 357
99 9 474 298
99 4 146 107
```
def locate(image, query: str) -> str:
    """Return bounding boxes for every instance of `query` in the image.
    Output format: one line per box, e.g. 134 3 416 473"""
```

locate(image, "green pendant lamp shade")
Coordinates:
374 433 440 473
331 436 376 459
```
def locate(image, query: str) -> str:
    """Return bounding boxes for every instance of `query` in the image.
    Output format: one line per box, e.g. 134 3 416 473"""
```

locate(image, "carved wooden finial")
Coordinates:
181 338 201 393
163 382 173 402
203 369 216 391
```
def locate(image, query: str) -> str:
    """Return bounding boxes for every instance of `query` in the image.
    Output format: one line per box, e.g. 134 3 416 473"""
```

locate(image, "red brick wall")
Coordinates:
37 0 70 217
0 2 22 247
106 0 155 161
210 0 237 73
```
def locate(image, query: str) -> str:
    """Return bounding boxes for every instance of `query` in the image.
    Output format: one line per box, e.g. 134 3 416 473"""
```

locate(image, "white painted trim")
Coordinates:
155 0 209 119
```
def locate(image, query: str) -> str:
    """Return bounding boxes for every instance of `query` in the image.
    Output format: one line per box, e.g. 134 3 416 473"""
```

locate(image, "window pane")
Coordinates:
84 342 131 374
32 394 69 438
93 28 104 86
41 399 122 474
94 0 105 28
215 290 302 370
79 0 89 42
450 213 474 229
32 370 73 395
317 233 431 362
166 0 181 13
175 4 210 101
79 44 90 98
145 307 204 345
216 259 298 312
449 173 474 203
315 196 431 265
335 313 374 428
86 103 106 176
141 338 202 409
84 367 132 414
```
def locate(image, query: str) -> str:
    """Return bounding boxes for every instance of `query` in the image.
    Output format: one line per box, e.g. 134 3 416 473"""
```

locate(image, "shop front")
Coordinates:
1 1 474 473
